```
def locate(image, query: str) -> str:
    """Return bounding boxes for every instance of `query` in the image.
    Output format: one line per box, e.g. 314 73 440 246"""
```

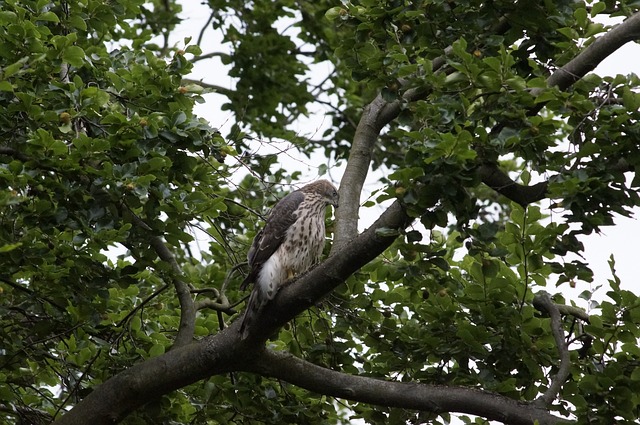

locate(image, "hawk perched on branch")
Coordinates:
239 180 339 339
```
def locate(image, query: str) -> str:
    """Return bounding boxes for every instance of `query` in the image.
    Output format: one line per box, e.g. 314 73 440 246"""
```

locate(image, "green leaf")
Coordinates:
172 111 187 127
68 14 87 31
36 11 60 23
0 11 17 24
590 2 607 17
3 57 29 78
325 6 344 21
130 316 142 331
0 81 13 92
63 45 85 67
149 344 165 357
0 242 22 252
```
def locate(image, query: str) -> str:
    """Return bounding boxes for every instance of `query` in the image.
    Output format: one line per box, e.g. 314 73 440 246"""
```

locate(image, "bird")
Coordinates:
239 179 339 339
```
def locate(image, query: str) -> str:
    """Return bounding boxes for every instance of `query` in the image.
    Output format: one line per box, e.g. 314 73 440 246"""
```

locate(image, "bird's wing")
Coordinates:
241 190 304 289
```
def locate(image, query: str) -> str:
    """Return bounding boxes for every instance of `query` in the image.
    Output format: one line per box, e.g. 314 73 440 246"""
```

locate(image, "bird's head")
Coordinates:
306 179 339 208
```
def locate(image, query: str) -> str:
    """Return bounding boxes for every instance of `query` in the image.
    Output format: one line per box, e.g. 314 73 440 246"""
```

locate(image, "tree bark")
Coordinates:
248 349 570 425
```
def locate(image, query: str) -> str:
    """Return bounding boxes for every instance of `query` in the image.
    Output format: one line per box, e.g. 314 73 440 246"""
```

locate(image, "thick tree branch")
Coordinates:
532 292 572 408
479 11 640 206
333 95 401 251
332 83 431 253
477 164 549 207
55 200 575 425
54 200 412 425
248 349 569 425
546 12 640 91
332 18 509 250
0 146 30 162
557 304 590 323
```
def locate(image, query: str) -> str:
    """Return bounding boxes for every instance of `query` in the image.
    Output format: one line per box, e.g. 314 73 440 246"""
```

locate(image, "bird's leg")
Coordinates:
281 268 300 288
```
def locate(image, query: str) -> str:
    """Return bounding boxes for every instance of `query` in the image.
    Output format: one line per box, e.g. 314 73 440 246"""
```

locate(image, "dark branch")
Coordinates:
54 200 575 425
127 210 196 348
477 164 549 207
248 349 570 425
546 12 640 91
0 146 30 162
532 292 572 407
477 12 640 206
190 51 230 64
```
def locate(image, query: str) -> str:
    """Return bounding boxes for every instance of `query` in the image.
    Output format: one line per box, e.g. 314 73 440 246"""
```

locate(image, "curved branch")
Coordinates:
332 84 430 252
248 349 570 425
557 304 590 323
55 199 577 425
478 12 640 206
532 292 572 407
127 210 196 348
478 164 549 207
196 12 215 46
190 51 231 64
332 17 512 252
332 95 402 252
194 298 236 314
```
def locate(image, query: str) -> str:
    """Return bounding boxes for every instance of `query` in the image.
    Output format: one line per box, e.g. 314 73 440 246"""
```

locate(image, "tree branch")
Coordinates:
332 95 401 252
332 18 510 252
478 11 640 206
191 51 231 64
54 199 412 425
181 77 233 98
248 349 570 425
0 146 31 162
546 11 640 91
194 298 236 315
557 304 590 323
127 211 196 348
477 163 549 207
532 292 572 408
54 199 582 425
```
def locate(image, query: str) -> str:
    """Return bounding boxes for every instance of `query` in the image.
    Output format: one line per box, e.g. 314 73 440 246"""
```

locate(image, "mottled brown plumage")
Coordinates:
239 180 339 339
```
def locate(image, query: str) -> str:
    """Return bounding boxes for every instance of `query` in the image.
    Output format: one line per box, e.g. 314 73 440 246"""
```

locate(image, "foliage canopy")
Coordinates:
1 1 640 424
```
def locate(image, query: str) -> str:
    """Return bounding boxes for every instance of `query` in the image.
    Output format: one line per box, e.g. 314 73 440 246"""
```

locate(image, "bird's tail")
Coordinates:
239 286 266 340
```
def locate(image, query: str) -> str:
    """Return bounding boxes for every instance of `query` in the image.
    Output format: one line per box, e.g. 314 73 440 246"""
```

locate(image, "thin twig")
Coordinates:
115 283 170 328
196 12 215 46
0 277 66 312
